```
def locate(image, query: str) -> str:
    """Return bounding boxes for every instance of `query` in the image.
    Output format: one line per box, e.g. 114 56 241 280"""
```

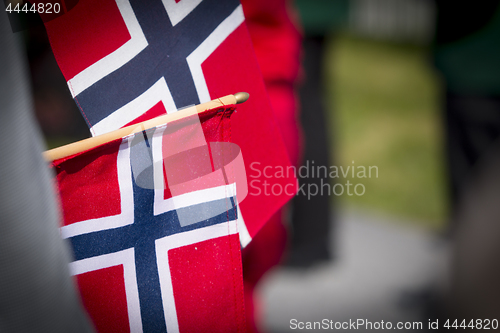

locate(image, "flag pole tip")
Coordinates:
234 92 249 104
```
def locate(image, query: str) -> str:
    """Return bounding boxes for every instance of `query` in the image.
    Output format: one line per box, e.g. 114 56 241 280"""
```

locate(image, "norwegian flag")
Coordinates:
44 0 296 331
53 106 247 332
43 0 296 243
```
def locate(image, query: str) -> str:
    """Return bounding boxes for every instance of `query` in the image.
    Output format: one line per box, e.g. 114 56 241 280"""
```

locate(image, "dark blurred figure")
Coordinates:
451 140 500 323
433 0 500 324
24 14 89 145
0 9 93 333
434 1 500 214
286 0 348 267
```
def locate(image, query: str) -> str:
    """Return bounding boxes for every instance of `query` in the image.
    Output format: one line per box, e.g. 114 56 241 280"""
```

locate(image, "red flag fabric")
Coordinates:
53 106 247 332
43 0 297 246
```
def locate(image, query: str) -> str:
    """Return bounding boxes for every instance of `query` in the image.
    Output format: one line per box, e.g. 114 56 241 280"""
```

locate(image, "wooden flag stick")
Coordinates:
43 92 250 162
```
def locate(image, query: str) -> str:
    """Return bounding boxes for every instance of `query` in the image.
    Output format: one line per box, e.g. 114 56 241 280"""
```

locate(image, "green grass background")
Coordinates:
325 33 449 229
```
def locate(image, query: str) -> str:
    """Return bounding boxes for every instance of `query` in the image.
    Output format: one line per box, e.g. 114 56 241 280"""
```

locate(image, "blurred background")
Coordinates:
24 0 500 331
256 1 449 332
257 0 500 332
304 0 445 228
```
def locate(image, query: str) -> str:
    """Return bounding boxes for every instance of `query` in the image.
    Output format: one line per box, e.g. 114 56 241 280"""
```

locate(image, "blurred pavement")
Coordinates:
258 209 450 332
